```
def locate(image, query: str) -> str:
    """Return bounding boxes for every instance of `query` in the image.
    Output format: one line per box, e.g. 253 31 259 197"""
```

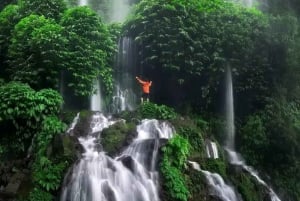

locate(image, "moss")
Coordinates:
101 121 136 156
186 169 211 201
201 159 227 179
230 170 266 201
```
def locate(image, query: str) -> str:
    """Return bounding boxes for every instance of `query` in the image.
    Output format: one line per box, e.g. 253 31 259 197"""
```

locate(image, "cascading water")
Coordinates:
205 140 219 159
224 66 282 201
67 112 80 135
225 65 235 150
188 161 241 201
112 37 138 113
61 115 174 201
90 79 102 111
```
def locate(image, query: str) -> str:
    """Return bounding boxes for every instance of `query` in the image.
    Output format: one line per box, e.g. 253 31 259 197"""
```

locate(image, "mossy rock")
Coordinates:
101 121 137 157
229 168 268 201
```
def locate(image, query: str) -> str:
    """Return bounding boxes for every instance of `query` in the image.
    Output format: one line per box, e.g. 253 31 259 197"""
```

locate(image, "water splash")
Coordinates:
61 117 174 201
112 85 135 113
188 161 241 201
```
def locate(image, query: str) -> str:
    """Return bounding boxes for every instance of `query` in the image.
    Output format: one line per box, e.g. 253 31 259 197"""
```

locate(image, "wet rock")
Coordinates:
48 134 80 160
117 155 135 172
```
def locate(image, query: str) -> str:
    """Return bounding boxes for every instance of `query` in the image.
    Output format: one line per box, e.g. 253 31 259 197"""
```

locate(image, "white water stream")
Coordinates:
225 66 281 201
61 115 174 201
205 140 219 159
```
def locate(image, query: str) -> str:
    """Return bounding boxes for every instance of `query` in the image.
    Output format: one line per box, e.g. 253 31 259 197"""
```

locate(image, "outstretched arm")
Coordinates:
136 76 145 84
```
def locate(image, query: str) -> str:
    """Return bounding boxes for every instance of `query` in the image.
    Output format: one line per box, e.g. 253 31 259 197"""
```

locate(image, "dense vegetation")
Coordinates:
0 0 300 200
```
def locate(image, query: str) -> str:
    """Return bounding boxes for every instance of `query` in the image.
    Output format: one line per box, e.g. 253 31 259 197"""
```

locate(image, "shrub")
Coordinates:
160 135 190 201
139 102 177 120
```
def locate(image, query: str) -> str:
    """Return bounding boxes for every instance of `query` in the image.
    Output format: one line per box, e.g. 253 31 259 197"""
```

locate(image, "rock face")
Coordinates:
0 160 31 201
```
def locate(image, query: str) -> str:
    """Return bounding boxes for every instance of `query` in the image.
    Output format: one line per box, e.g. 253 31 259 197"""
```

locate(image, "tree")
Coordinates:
18 0 66 21
0 4 21 80
123 0 271 112
7 14 67 90
0 82 63 156
60 6 115 97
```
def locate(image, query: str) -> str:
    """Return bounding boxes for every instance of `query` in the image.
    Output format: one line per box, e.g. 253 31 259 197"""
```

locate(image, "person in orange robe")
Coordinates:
135 76 152 103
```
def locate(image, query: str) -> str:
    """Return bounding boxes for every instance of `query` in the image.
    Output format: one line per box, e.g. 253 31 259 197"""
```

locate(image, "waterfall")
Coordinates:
60 116 174 201
224 66 282 201
188 161 241 201
111 37 137 113
225 65 235 150
205 140 219 159
90 79 102 111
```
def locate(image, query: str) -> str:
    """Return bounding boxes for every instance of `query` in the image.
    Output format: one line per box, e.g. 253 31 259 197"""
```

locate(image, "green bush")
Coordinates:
160 135 190 201
101 121 136 156
26 187 53 201
139 102 177 120
32 116 67 191
201 159 227 178
0 82 63 156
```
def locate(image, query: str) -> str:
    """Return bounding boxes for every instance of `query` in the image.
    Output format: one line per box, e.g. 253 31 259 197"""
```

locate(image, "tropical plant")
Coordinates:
7 14 66 89
18 0 66 21
160 135 190 201
26 187 53 201
139 102 177 120
60 6 115 97
123 0 274 112
0 4 20 79
0 82 63 155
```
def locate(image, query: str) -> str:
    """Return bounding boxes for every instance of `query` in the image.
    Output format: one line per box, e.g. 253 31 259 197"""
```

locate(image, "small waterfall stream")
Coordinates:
61 115 174 201
111 37 138 113
224 66 282 201
90 79 102 112
205 140 219 159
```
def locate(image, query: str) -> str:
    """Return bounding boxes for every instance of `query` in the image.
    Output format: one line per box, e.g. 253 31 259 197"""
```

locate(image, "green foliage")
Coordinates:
239 97 300 200
26 188 53 201
139 102 177 120
160 135 190 201
18 0 67 21
0 4 21 79
7 14 66 89
201 159 227 178
60 6 115 97
32 116 68 192
35 116 67 154
239 115 268 166
0 4 20 55
124 0 278 111
0 82 63 155
230 172 264 201
33 158 67 191
101 121 136 156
